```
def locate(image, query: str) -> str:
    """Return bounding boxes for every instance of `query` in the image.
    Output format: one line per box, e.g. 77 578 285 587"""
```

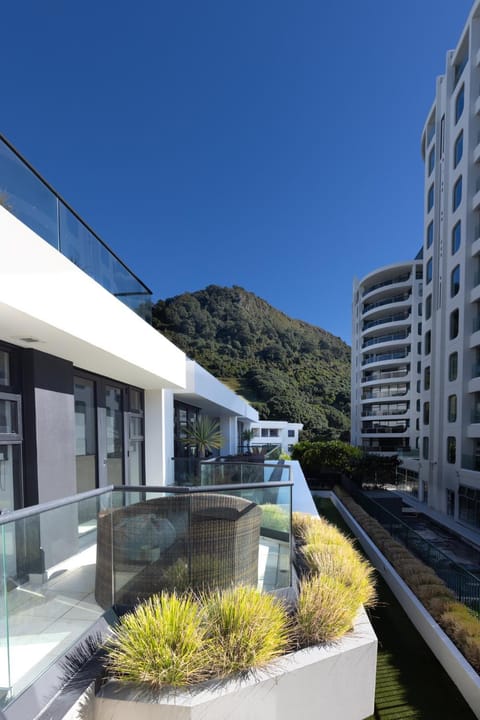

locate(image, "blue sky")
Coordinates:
1 0 475 343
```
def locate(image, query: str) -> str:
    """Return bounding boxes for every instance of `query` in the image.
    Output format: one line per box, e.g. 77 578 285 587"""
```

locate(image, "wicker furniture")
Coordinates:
95 493 261 609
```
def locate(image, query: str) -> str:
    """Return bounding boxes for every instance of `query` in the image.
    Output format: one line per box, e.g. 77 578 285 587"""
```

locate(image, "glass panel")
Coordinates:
0 523 11 702
74 379 97 528
59 204 151 320
106 386 123 485
129 416 143 439
0 493 104 707
0 140 58 247
0 445 18 512
0 352 9 387
0 401 17 435
128 441 143 486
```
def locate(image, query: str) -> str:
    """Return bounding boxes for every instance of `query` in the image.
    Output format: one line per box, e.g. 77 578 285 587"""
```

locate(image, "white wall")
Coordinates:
0 207 186 391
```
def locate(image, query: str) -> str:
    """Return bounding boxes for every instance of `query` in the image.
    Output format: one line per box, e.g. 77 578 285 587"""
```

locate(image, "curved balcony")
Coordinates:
362 293 412 317
361 366 410 384
362 311 411 333
362 349 410 367
361 420 410 435
361 383 409 401
362 273 411 300
362 331 410 349
361 406 409 418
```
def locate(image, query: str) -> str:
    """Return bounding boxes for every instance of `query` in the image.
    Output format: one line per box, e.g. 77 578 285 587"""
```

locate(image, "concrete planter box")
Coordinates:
90 608 376 720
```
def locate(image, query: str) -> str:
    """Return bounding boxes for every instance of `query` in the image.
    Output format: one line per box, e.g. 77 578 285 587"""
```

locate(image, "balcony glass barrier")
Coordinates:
363 293 411 314
0 479 292 709
352 491 480 614
362 273 410 297
362 367 409 382
363 312 410 331
362 332 409 348
362 350 409 366
0 135 152 321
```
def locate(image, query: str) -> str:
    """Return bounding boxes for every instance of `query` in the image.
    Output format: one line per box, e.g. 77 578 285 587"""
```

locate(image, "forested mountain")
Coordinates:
152 285 351 440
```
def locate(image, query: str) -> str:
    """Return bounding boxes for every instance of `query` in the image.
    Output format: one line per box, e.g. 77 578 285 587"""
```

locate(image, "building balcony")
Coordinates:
0 134 152 321
362 350 410 367
467 423 480 438
362 274 411 301
362 331 410 349
362 293 411 317
362 312 411 334
0 471 295 715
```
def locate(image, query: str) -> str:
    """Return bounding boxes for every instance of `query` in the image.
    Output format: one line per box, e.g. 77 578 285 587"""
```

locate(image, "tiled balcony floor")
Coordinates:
1 535 287 704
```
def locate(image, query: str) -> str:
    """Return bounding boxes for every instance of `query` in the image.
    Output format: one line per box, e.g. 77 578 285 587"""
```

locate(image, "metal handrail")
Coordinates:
353 490 480 612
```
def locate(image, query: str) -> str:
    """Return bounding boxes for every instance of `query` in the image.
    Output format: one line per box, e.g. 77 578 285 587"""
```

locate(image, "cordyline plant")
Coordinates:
183 415 223 457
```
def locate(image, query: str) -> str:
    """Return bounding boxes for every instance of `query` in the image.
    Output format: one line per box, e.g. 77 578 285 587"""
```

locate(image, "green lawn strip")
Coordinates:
314 497 477 720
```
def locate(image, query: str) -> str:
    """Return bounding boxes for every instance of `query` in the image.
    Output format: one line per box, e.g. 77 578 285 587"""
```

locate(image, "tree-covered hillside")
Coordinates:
153 285 351 440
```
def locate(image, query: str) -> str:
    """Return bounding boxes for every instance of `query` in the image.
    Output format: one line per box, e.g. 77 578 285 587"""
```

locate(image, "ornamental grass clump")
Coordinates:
104 592 210 687
292 511 376 646
203 585 291 676
296 574 360 645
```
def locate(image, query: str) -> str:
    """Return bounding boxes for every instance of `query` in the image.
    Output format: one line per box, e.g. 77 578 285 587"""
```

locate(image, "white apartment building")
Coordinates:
352 0 480 535
351 261 423 458
248 420 303 455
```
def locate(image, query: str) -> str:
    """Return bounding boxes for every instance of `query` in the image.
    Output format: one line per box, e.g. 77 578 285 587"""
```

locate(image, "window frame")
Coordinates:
454 130 463 168
451 221 461 255
453 176 462 212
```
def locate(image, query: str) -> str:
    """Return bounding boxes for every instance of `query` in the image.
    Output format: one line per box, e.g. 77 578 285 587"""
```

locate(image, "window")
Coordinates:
424 366 431 390
454 131 463 168
428 146 435 175
417 360 421 373
288 429 295 437
423 402 430 425
422 436 429 460
448 394 457 422
452 221 461 255
418 322 422 335
455 85 464 124
425 294 432 319
451 265 460 297
417 341 422 354
453 176 462 211
450 309 459 339
261 428 269 437
447 436 456 464
425 330 431 355
446 489 455 517
416 399 420 411
427 184 434 212
426 258 433 284
426 221 434 248
440 114 445 156
449 352 458 381
0 350 10 387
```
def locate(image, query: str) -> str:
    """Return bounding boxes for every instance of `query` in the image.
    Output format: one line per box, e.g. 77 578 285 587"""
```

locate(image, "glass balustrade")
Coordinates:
0 473 292 709
0 135 152 321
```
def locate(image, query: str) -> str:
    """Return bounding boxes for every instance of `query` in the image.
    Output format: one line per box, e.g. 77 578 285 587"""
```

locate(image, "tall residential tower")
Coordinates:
352 0 480 535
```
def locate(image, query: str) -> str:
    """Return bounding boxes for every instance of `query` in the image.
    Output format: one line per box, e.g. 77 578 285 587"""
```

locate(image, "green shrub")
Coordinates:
104 592 210 687
203 586 290 676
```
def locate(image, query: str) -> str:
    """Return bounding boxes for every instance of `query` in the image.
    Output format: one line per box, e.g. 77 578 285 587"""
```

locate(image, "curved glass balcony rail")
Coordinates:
362 331 409 348
0 135 152 321
362 273 411 297
362 350 409 366
363 312 410 331
363 293 411 314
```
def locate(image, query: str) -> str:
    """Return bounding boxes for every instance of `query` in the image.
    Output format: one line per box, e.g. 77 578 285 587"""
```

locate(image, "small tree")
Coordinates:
241 428 255 453
183 416 223 458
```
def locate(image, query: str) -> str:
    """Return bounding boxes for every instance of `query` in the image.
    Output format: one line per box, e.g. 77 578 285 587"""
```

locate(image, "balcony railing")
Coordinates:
351 490 480 614
172 457 291 486
0 134 152 321
362 367 409 382
362 350 409 366
0 477 292 710
362 406 408 417
362 331 409 348
362 273 411 297
363 312 410 331
363 293 411 314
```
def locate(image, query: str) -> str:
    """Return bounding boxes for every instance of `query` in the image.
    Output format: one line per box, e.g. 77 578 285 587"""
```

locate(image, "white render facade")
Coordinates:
417 0 480 526
351 261 423 458
0 135 258 512
248 420 303 454
352 0 480 535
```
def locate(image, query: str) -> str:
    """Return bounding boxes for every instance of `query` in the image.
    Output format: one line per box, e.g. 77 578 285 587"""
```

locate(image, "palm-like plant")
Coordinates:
183 416 223 458
241 428 255 453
